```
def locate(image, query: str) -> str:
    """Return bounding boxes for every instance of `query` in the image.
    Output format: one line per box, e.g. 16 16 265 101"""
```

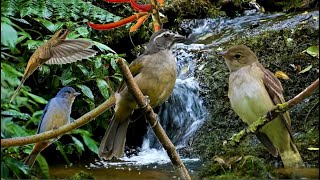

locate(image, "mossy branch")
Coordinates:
1 95 116 148
228 78 319 145
116 58 191 180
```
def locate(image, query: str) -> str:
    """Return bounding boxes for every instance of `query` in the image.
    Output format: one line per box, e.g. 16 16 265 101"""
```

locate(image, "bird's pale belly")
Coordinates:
228 73 275 125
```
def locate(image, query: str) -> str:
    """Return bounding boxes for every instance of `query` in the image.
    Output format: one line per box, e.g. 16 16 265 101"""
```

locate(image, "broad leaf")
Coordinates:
96 79 109 99
1 23 18 48
76 85 94 100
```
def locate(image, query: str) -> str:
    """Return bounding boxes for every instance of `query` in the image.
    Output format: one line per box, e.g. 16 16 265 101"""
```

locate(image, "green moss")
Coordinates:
70 171 95 180
199 156 272 179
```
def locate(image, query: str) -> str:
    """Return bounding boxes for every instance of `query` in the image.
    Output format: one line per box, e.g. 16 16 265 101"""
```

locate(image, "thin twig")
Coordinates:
1 95 116 148
116 58 191 180
228 78 319 145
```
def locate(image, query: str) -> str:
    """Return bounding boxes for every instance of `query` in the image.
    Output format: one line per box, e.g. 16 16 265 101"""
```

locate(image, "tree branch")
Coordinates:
1 95 116 148
228 78 319 145
116 58 191 180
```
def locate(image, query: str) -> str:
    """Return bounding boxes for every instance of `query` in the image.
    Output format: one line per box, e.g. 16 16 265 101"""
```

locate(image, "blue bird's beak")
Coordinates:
74 92 81 96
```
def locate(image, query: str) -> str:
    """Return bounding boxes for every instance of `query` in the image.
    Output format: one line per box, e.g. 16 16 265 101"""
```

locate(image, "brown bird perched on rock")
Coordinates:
99 29 185 159
219 45 303 168
10 29 97 102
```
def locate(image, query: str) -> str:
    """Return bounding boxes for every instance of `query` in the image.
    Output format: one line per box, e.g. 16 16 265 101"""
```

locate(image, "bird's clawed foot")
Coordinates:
141 95 150 108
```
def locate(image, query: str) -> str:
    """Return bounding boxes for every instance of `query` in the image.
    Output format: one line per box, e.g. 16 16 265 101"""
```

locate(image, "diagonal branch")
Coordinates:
228 78 319 145
116 58 191 180
1 95 116 148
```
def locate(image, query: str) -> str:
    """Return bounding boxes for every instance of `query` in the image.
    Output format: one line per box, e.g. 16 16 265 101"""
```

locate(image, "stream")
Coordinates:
50 10 319 179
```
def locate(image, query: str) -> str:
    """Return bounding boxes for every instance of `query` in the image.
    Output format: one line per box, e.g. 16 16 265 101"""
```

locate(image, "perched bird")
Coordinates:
99 29 185 159
10 29 97 102
24 87 80 168
220 45 303 168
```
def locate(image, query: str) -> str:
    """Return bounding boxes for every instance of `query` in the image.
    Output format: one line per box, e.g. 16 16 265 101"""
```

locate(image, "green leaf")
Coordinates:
55 141 71 165
1 23 18 48
95 57 102 68
36 155 50 179
33 18 55 32
82 134 98 154
76 85 94 100
1 63 23 77
77 64 90 77
24 40 43 50
25 92 48 104
1 109 30 120
4 156 29 178
91 40 116 53
299 65 312 74
304 45 319 57
96 79 109 99
71 136 84 152
1 161 10 179
110 58 118 70
75 27 89 37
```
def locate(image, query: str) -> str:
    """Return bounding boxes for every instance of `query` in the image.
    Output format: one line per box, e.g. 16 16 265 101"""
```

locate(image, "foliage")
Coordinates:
1 0 125 179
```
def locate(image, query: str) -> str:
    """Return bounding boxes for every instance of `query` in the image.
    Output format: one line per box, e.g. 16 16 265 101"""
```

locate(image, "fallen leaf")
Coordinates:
299 65 313 74
303 45 319 58
275 71 290 80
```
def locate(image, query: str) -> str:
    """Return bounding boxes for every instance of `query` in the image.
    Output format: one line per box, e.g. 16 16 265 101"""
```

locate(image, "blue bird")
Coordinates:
24 87 80 168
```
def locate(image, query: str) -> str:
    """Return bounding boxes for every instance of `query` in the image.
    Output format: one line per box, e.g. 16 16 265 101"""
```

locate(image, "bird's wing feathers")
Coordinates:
257 63 293 138
38 45 52 60
117 55 146 92
37 99 51 134
45 39 97 65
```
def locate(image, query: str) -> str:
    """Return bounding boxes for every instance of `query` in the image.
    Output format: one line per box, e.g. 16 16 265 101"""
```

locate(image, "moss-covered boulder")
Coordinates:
192 11 319 179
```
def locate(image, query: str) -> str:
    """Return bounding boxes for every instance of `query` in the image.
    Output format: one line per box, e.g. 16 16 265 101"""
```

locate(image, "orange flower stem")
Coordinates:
87 12 148 30
130 14 149 32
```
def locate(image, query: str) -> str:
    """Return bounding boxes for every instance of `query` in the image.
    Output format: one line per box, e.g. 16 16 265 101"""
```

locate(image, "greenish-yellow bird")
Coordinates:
220 45 303 168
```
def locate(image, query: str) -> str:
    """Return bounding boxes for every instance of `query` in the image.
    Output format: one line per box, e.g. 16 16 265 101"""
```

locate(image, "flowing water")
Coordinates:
50 10 319 179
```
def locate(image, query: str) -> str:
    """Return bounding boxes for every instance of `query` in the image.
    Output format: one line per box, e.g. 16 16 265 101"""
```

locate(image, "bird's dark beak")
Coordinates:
173 34 186 43
74 92 81 96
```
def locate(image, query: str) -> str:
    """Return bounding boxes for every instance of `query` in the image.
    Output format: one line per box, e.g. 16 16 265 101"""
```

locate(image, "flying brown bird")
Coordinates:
10 29 97 102
98 29 185 159
220 45 303 167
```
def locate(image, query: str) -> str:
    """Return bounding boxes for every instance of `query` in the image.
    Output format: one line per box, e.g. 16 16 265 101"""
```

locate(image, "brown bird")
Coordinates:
98 29 185 159
220 45 303 167
10 29 97 102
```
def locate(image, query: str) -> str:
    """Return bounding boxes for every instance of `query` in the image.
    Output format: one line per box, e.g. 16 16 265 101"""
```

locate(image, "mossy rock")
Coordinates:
193 12 319 179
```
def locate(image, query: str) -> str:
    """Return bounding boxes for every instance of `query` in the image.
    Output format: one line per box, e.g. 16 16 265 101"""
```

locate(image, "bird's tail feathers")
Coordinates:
98 116 129 160
10 77 26 103
280 140 304 168
24 142 50 168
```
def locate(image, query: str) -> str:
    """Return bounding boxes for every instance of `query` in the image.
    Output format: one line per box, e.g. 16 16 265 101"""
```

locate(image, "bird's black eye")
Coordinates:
163 33 169 38
234 54 241 59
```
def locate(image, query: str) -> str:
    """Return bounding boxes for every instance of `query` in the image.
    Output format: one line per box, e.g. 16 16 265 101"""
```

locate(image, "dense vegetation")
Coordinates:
1 0 128 178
